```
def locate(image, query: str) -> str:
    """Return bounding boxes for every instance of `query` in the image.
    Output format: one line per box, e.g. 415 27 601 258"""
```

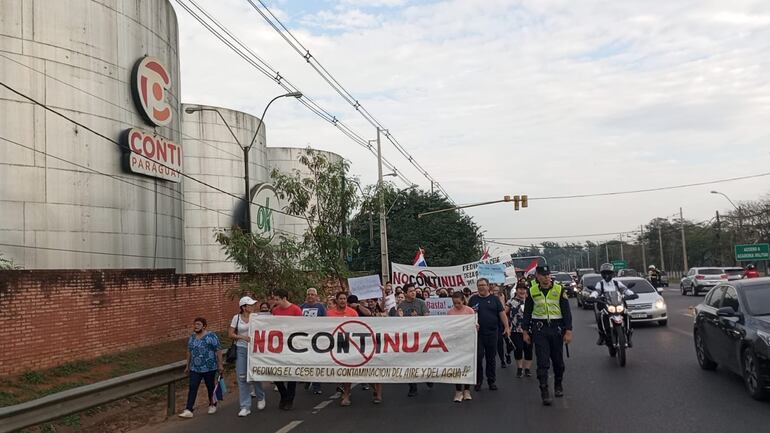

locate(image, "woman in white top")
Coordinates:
229 296 265 417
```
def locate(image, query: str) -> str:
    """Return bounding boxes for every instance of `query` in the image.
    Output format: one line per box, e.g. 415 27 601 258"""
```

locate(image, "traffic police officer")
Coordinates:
522 265 573 406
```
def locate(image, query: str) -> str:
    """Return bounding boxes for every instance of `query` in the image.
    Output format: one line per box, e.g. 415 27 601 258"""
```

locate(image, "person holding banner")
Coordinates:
522 266 573 406
326 292 360 406
390 283 430 397
229 297 266 417
468 278 511 391
448 292 476 402
271 289 303 410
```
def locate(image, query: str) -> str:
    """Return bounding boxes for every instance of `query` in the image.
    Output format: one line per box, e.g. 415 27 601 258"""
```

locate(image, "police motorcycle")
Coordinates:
597 287 638 367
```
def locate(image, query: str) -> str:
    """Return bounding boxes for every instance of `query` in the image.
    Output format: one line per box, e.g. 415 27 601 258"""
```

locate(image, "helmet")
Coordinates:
648 265 656 270
747 264 756 270
599 263 615 282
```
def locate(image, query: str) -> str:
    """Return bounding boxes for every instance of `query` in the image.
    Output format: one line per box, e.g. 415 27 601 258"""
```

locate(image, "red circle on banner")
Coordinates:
330 320 377 367
417 269 439 288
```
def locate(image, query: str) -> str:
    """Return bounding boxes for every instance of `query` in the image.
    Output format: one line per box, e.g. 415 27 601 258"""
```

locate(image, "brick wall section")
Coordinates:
0 269 240 375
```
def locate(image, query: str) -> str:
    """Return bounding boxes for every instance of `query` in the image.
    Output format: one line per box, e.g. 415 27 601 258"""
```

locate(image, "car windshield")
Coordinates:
743 285 770 316
624 279 655 293
553 274 572 282
724 269 743 276
699 269 723 275
582 275 602 288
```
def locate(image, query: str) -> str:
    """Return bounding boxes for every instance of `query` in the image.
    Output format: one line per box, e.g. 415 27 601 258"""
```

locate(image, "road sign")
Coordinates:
611 260 628 270
735 244 770 261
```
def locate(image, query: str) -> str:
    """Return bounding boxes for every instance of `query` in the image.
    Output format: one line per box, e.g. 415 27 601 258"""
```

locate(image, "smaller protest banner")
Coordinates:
478 263 505 284
348 274 383 300
383 294 397 312
425 297 453 316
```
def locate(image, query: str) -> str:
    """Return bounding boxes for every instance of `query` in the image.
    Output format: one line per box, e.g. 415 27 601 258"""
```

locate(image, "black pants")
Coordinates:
276 381 296 403
512 332 533 361
533 325 565 387
477 332 498 385
186 370 216 411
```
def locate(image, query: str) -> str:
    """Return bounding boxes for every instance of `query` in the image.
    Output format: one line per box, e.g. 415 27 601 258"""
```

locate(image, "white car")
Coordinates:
617 277 668 326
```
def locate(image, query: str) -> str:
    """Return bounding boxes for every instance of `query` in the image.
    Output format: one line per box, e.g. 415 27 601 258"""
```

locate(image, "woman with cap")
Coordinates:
229 296 266 417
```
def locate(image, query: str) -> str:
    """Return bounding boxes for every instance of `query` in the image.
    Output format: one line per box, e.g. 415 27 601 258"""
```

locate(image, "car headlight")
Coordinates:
608 305 617 313
655 298 666 309
758 330 770 347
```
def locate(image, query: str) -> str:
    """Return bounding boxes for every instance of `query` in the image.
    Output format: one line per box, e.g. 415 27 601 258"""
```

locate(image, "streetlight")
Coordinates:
185 91 302 232
711 190 742 243
386 184 418 215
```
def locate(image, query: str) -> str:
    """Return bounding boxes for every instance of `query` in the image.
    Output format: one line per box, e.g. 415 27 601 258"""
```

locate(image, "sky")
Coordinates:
172 0 770 257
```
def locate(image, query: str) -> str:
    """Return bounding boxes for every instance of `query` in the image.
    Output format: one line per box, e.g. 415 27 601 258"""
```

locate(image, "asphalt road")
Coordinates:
136 290 770 433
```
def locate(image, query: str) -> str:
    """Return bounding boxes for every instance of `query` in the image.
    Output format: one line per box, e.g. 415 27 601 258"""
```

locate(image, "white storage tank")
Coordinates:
0 0 184 270
181 104 275 273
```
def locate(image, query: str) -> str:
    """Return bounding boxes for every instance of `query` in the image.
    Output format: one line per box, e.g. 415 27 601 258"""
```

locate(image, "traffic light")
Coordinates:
504 194 528 211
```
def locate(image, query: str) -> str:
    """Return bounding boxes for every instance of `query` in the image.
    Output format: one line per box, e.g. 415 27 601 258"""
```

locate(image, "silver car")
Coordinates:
722 267 744 281
617 277 668 326
680 267 728 296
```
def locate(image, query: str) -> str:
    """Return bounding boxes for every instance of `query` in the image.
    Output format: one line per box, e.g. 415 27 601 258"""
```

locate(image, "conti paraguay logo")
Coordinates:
121 56 182 182
131 56 172 127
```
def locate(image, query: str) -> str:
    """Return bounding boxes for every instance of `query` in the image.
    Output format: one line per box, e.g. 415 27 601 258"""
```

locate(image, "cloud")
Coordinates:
173 0 770 245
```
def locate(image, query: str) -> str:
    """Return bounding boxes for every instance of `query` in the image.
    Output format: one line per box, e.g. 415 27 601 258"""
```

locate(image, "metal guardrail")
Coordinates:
0 360 187 433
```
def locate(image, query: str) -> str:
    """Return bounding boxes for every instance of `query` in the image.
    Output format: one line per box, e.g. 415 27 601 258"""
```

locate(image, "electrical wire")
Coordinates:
0 80 314 223
244 0 455 203
174 0 416 189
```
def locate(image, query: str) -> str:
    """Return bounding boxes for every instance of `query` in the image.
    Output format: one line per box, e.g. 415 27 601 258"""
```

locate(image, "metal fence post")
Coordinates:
167 382 176 416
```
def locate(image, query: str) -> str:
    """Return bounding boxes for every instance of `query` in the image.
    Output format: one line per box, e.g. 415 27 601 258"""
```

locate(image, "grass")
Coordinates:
0 391 18 406
51 360 91 377
21 371 46 385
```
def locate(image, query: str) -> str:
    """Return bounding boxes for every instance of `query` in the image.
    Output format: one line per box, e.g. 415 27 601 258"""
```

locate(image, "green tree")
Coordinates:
271 148 359 283
215 230 310 299
350 184 482 272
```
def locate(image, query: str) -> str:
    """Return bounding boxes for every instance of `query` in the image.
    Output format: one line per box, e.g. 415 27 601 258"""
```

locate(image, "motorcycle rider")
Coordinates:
590 263 635 347
647 265 660 287
744 264 760 279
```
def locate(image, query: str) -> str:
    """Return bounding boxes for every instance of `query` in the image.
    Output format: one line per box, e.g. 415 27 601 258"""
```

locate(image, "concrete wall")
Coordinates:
181 104 270 273
267 147 344 238
0 0 184 270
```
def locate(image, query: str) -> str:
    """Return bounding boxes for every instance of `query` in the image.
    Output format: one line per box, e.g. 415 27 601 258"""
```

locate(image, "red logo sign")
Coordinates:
330 320 377 368
131 56 172 127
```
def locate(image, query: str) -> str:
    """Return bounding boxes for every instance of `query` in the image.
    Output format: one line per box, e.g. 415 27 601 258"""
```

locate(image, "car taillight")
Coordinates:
696 275 705 280
720 274 727 279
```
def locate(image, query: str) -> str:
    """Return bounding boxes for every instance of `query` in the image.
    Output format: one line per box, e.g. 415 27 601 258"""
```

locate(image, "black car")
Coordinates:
577 273 603 309
552 272 578 297
693 278 770 400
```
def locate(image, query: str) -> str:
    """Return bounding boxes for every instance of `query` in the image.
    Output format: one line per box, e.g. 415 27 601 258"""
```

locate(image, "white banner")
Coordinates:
390 254 543 291
247 316 477 384
348 274 383 300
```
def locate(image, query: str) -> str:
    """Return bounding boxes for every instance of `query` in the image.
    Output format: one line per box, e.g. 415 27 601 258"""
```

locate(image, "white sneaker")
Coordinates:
257 398 266 410
178 409 193 418
237 408 251 417
250 391 257 397
208 405 217 414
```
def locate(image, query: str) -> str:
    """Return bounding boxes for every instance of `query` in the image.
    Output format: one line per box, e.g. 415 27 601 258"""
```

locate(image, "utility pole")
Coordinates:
658 225 665 271
377 128 389 283
640 225 647 271
680 207 689 271
619 234 625 261
587 248 591 269
605 242 610 263
715 210 722 265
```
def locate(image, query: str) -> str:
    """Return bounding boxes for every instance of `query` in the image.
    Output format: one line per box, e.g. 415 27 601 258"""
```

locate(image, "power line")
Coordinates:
174 0 416 189
0 80 314 223
244 0 455 203
529 172 770 201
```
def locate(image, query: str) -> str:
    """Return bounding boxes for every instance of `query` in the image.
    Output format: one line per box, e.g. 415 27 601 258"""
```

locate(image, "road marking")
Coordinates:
275 420 303 433
313 400 332 411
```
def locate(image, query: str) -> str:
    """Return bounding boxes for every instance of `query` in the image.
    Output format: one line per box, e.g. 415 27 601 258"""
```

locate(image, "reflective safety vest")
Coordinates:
530 282 563 320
